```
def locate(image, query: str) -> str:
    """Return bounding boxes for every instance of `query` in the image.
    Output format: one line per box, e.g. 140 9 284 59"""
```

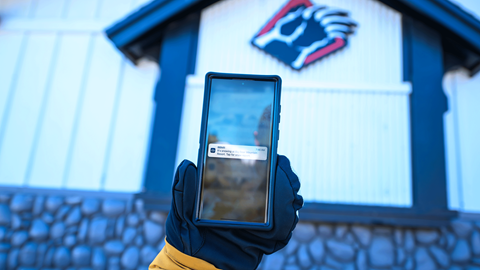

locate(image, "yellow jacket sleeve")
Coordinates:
149 238 221 270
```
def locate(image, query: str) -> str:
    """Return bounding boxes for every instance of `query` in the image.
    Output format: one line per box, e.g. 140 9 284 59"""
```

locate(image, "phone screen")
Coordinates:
199 78 275 223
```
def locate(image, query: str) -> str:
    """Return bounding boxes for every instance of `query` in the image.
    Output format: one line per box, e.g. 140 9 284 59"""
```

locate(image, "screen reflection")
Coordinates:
200 78 275 223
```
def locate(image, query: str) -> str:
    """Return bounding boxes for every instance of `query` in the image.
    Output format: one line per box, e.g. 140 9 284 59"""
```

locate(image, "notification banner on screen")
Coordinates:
208 144 268 161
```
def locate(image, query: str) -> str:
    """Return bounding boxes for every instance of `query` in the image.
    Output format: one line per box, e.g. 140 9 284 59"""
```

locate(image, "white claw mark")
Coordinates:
254 4 357 68
302 5 325 20
291 38 330 69
253 7 306 48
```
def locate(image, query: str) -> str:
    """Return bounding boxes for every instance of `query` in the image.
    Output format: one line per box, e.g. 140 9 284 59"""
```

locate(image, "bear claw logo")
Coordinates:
252 0 357 70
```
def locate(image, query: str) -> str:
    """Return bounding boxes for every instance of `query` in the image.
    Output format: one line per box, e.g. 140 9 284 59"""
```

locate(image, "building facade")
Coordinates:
0 0 480 269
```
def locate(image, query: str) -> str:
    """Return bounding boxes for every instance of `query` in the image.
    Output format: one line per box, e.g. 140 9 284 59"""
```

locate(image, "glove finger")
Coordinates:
277 155 301 195
247 155 303 246
166 160 191 253
171 160 186 220
277 155 303 211
172 160 198 221
170 160 199 255
262 155 303 252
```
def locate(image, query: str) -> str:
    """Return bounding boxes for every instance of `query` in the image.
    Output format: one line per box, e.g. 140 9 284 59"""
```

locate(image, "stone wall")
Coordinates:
0 189 479 270
258 221 480 270
0 190 165 270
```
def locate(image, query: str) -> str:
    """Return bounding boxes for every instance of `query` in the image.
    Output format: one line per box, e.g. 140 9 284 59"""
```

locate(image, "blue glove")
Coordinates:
165 155 304 270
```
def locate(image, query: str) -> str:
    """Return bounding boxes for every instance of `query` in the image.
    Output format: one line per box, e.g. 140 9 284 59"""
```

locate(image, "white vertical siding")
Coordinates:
178 77 412 207
0 33 58 185
32 0 67 18
446 0 480 214
176 0 411 206
64 35 124 190
0 32 24 137
98 0 133 21
0 0 157 192
278 85 411 206
195 0 403 85
0 0 35 18
103 60 158 192
65 0 100 20
443 72 461 211
28 34 92 188
444 69 480 213
175 78 205 166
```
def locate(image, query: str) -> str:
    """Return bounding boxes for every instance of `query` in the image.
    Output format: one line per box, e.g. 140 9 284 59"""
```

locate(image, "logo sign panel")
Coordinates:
252 0 357 70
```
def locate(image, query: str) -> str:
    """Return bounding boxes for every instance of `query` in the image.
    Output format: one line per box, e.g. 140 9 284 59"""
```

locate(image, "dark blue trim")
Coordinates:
143 13 200 194
402 17 412 82
105 0 215 63
379 0 480 75
106 0 196 47
398 0 480 53
403 15 451 214
299 203 456 227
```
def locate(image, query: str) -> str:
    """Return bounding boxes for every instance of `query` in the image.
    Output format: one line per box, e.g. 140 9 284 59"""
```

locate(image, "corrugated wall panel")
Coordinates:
443 72 461 211
196 0 402 85
444 69 480 213
456 71 480 213
278 86 411 206
177 77 412 206
447 0 480 214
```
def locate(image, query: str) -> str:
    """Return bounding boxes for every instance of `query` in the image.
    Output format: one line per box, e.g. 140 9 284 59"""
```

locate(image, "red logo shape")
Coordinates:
252 0 357 70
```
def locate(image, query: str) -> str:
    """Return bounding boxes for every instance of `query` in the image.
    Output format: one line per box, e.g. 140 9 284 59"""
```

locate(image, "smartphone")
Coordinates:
194 72 281 230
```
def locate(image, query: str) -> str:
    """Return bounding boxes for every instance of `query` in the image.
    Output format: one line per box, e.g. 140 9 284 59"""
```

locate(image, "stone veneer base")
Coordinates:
0 188 479 270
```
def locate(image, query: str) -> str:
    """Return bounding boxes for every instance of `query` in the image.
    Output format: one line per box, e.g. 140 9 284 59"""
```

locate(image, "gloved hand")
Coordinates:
165 155 303 270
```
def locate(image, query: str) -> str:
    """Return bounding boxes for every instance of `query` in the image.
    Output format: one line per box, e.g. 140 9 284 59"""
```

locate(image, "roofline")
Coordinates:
105 0 480 69
105 0 217 62
106 0 196 48
379 0 480 55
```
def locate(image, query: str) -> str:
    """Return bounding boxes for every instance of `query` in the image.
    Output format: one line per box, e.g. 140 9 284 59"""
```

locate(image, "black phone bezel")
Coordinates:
193 72 282 230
